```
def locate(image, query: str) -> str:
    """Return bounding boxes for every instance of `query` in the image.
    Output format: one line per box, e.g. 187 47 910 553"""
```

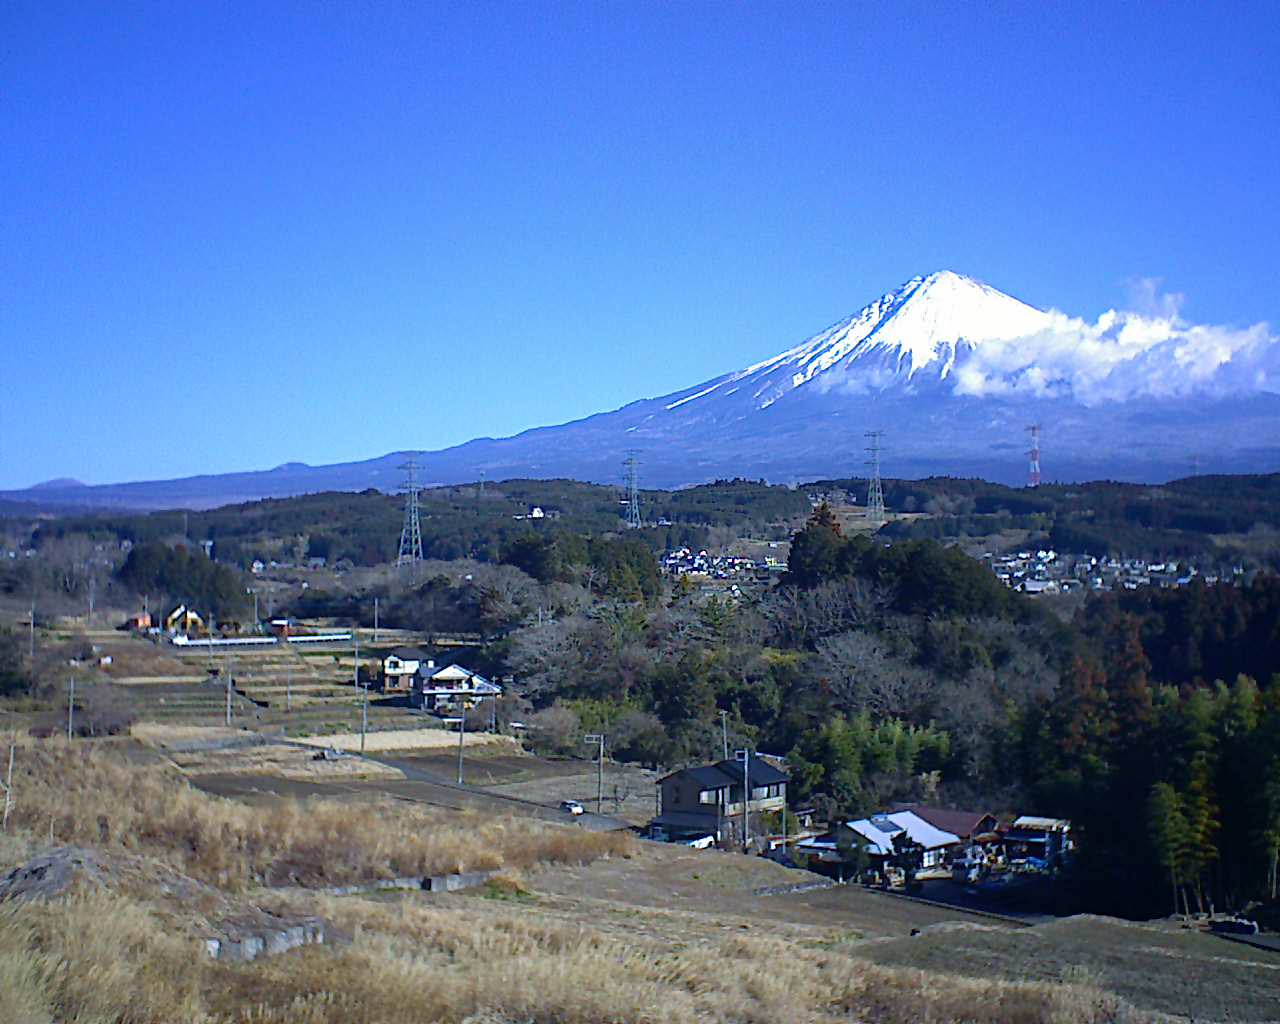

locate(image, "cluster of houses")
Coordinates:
378 646 501 713
794 806 1072 882
649 757 1071 889
659 547 786 580
984 549 1240 595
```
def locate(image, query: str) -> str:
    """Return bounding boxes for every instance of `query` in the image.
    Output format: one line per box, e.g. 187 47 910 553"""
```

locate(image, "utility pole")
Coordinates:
456 707 466 784
29 596 35 669
67 678 75 740
736 748 751 853
373 596 379 643
719 709 729 761
584 734 605 814
286 663 292 713
87 573 95 624
1 744 14 830
224 663 232 727
360 676 368 755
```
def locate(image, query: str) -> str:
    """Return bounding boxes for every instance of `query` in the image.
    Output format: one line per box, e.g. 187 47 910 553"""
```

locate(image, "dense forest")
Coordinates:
488 504 1280 919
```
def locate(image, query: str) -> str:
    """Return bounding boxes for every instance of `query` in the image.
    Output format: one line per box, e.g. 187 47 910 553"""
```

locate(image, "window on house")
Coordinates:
699 789 716 804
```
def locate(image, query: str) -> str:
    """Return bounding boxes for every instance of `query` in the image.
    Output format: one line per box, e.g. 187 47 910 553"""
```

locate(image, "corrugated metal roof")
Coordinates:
844 810 961 855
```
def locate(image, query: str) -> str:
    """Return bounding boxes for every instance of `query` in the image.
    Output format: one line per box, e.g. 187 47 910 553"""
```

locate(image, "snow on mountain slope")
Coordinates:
661 270 1279 414
7 270 1279 507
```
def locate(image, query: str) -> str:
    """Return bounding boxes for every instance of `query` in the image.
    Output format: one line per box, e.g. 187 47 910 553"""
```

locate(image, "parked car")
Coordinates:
560 800 585 816
681 835 716 849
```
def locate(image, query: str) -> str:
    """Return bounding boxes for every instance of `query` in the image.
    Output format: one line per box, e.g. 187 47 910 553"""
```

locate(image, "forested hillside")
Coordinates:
23 478 810 568
869 473 1280 563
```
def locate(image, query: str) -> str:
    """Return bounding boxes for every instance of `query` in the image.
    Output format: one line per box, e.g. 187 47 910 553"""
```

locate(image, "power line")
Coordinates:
1026 424 1042 488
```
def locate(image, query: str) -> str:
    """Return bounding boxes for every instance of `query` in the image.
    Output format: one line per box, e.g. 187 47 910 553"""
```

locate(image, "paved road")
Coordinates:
187 736 631 832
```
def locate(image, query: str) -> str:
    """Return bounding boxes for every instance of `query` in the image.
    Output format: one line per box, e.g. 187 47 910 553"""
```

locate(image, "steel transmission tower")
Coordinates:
622 451 643 529
864 431 885 527
396 453 424 579
1026 425 1042 488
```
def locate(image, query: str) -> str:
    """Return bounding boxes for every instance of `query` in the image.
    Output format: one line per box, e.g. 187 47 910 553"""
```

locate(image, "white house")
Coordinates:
382 646 429 694
838 810 961 868
413 662 502 712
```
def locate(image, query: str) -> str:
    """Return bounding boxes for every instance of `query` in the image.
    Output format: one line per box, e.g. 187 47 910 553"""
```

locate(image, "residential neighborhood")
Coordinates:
982 548 1244 595
659 547 786 581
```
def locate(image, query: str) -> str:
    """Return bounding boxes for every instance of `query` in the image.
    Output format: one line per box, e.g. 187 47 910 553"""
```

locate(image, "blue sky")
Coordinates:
3 1 1277 489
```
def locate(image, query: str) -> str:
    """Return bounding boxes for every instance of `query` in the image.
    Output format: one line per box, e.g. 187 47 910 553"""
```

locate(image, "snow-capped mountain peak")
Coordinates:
666 271 1053 411
665 270 1279 414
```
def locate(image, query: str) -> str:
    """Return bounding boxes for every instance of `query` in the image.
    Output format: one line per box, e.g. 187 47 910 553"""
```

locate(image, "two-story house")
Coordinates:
412 662 502 713
381 646 429 694
650 757 788 845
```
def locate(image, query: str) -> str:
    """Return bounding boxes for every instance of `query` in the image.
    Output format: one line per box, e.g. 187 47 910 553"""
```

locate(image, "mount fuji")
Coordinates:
8 271 1280 509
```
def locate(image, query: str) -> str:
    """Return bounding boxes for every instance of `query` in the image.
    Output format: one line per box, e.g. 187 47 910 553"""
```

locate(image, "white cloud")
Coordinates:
949 304 1279 405
1124 276 1186 320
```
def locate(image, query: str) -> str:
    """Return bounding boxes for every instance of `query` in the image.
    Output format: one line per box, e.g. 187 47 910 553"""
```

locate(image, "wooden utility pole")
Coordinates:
67 678 75 740
2 745 15 830
584 734 605 814
360 678 368 756
456 708 466 784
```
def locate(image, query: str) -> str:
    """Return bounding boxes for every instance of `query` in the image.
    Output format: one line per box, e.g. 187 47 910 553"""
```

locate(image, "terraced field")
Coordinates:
107 633 443 738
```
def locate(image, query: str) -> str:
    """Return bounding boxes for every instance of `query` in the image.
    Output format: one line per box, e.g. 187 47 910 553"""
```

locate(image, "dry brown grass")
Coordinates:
0 891 204 1024
220 895 1147 1024
293 728 518 753
0 883 1143 1024
0 735 1159 1023
167 742 406 781
1 735 632 889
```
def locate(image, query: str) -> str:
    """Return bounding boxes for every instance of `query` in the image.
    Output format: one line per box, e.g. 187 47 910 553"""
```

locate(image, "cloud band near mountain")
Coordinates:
949 308 1279 405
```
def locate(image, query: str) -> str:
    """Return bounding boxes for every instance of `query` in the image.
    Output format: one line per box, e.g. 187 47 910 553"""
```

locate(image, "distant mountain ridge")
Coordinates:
7 271 1280 510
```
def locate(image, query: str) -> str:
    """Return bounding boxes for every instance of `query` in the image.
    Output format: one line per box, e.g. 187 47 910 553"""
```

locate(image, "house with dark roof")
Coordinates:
891 804 999 842
650 757 788 844
381 646 430 694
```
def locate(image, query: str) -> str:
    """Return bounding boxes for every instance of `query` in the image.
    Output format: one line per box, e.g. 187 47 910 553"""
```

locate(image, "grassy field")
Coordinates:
0 734 631 888
2 734 1270 1022
393 749 660 823
856 911 1280 1022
